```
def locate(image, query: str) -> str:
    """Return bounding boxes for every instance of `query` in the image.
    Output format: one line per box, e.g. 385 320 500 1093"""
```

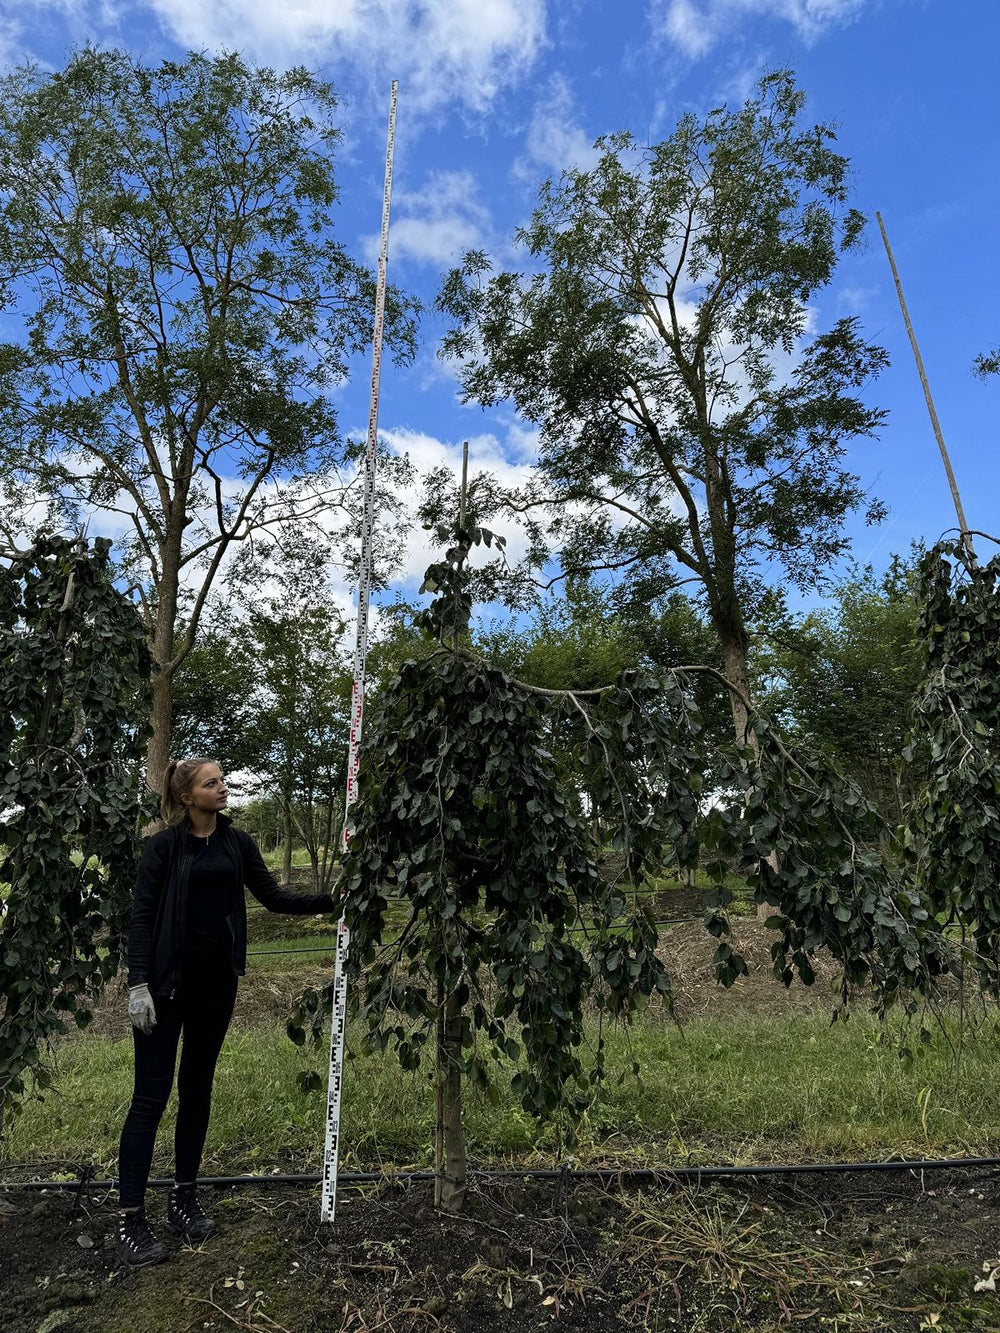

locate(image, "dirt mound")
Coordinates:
659 919 844 1020
76 919 847 1042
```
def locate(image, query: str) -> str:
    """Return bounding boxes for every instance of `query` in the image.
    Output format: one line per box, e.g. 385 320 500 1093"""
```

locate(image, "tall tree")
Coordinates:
438 70 888 755
169 604 257 771
0 48 417 790
245 595 351 893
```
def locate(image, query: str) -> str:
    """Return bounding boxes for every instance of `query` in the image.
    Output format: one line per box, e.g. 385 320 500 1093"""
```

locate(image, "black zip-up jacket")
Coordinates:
127 813 335 997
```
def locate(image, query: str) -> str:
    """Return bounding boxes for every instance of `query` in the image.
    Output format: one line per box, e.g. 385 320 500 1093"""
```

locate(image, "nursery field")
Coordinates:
4 903 1000 1332
2 33 999 1333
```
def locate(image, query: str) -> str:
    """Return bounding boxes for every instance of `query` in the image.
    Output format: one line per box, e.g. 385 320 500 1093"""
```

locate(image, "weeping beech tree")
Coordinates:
290 522 954 1213
0 533 151 1135
903 535 1000 995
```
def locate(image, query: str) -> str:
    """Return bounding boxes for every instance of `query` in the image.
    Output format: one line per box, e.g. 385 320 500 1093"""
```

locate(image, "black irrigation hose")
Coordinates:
6 1155 1000 1193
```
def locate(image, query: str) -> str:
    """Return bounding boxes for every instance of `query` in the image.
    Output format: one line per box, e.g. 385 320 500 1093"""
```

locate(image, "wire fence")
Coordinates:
244 916 705 959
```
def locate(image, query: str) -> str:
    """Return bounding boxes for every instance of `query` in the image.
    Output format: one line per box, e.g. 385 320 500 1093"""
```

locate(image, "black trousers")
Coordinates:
117 949 238 1208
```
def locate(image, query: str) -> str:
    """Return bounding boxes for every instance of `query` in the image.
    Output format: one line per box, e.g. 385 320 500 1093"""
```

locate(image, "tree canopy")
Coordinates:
438 69 888 750
0 47 417 787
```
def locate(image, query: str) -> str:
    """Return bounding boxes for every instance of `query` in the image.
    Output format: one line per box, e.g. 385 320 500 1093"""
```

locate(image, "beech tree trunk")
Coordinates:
144 604 178 835
146 665 173 799
434 985 466 1213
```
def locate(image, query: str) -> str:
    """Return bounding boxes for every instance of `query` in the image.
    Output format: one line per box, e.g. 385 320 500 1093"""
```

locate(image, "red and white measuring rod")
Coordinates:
321 80 398 1225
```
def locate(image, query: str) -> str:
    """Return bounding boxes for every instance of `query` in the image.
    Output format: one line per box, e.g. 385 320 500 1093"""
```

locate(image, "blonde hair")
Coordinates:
161 758 215 825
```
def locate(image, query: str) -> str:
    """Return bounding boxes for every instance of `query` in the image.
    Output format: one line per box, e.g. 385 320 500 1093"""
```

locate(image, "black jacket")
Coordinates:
127 813 335 997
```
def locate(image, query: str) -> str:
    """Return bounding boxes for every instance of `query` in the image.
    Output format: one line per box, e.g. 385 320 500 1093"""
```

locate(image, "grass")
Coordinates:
259 845 323 873
5 1008 999 1178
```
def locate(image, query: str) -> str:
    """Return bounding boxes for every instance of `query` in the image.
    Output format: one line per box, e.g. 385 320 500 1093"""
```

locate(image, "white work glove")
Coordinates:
128 983 157 1036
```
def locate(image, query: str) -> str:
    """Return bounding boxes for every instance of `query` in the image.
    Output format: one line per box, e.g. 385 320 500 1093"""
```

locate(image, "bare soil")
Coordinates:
4 1169 1000 1332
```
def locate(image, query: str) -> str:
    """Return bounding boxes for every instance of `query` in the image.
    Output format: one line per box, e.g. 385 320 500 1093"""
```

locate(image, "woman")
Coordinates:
116 758 335 1267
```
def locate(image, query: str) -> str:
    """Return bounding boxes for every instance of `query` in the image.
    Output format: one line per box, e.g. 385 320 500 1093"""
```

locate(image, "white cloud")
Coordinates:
387 215 481 267
145 0 547 112
0 18 25 69
836 284 880 316
515 72 599 182
649 0 866 58
364 169 493 267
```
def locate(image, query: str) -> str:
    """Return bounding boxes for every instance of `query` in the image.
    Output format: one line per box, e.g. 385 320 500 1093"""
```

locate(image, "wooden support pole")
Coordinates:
876 211 975 565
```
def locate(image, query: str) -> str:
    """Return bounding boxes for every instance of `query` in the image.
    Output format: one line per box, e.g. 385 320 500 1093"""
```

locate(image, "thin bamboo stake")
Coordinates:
876 211 975 565
458 440 469 533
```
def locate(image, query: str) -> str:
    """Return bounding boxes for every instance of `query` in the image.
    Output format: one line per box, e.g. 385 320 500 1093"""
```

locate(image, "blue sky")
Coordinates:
5 0 999 612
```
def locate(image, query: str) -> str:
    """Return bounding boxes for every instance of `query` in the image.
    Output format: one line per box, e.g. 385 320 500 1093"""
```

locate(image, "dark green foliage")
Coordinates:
416 519 506 644
289 530 956 1150
289 531 675 1128
336 647 672 1119
0 534 152 1130
903 538 1000 993
551 650 948 1014
699 719 950 1008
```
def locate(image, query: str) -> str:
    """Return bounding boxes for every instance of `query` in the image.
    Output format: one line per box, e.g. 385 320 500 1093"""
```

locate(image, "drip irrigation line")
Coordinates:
6 1154 1000 1194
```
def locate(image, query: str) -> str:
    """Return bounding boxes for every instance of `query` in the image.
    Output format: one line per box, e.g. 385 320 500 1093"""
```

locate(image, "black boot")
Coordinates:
116 1208 168 1267
167 1183 216 1241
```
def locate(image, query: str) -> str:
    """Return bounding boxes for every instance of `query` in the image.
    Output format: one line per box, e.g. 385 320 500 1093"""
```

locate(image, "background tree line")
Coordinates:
0 50 952 884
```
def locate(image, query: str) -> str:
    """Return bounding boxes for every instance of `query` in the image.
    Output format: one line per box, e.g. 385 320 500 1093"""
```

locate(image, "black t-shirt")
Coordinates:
185 832 239 954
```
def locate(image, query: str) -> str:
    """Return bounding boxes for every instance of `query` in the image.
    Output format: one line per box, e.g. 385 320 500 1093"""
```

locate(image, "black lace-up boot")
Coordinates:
116 1208 168 1267
167 1183 216 1241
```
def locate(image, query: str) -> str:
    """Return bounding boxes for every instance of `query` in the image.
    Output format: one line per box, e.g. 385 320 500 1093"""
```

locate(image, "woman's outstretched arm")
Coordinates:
239 832 336 914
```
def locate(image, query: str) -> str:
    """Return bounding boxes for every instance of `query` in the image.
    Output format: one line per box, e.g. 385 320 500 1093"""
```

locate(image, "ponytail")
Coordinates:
161 757 214 825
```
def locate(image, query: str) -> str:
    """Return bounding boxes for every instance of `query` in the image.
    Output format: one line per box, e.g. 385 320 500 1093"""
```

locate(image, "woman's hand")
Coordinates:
128 983 157 1036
